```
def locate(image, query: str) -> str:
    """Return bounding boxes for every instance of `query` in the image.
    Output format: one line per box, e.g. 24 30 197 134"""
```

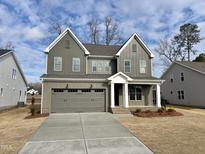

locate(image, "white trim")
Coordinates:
0 50 12 58
156 84 161 107
41 82 44 114
111 83 115 108
45 53 48 74
53 56 62 71
124 59 131 73
88 55 114 58
41 78 107 82
123 83 129 108
44 28 90 55
116 33 154 58
107 72 133 81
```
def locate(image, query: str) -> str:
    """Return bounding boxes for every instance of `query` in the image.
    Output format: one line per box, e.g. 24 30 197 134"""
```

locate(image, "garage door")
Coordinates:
51 89 105 113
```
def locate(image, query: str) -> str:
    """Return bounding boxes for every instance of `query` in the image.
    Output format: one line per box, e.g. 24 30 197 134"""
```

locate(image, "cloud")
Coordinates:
0 0 205 82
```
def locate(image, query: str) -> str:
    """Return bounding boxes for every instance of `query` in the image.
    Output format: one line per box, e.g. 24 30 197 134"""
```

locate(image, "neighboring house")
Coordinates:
161 61 205 108
40 28 163 113
0 49 27 110
27 89 39 95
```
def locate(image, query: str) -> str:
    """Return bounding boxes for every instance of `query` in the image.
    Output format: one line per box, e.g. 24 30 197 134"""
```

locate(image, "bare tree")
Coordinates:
87 19 99 44
104 16 122 45
155 39 182 67
49 22 63 35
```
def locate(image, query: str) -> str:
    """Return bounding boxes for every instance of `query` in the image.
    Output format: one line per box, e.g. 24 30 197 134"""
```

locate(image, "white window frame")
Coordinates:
124 60 131 73
180 72 184 81
0 88 3 96
72 58 80 72
140 60 146 74
91 60 110 74
12 68 17 79
54 57 62 71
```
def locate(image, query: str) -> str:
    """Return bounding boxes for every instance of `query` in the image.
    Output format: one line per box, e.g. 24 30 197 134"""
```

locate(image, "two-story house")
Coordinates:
40 28 162 113
0 49 27 110
161 61 205 108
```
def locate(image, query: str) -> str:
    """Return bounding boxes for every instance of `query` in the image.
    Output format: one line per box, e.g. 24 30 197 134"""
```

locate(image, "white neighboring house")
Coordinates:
0 49 27 110
27 89 39 95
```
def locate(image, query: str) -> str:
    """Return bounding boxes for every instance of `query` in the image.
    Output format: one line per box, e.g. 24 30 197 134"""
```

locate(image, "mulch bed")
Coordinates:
133 110 183 117
25 113 49 119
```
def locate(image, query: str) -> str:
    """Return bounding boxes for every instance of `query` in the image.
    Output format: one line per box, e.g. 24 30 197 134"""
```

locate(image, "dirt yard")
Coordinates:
118 109 205 154
0 106 46 154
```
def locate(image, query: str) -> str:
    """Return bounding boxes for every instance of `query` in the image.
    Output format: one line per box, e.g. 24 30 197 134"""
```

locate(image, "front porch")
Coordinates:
108 72 162 110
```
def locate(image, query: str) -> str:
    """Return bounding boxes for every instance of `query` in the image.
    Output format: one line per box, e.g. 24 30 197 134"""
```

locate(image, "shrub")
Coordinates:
157 108 163 113
135 109 141 113
167 108 176 112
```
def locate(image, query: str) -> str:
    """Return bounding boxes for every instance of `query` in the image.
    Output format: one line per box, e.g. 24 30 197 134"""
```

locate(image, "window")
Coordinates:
95 89 104 92
19 90 21 100
92 61 97 72
124 60 131 73
12 69 17 79
67 89 78 92
140 60 146 74
132 44 137 52
72 58 80 72
0 88 3 96
54 57 62 71
178 90 184 100
171 91 173 94
64 39 70 49
129 86 142 101
170 74 174 83
91 60 110 73
181 72 184 81
53 89 64 92
82 89 91 92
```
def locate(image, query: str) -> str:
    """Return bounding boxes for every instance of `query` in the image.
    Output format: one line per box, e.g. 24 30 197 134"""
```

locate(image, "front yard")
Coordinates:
118 108 205 154
0 106 46 154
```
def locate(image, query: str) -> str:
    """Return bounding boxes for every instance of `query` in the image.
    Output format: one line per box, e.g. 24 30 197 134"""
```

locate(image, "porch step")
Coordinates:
111 107 132 114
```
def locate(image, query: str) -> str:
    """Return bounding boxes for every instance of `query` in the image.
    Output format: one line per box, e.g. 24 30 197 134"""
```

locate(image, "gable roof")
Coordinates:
0 50 27 85
44 28 90 55
107 72 133 81
0 49 12 57
161 61 205 78
116 33 154 58
83 44 121 56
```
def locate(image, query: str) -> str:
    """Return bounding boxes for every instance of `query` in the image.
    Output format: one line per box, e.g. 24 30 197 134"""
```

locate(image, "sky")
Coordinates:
0 0 205 83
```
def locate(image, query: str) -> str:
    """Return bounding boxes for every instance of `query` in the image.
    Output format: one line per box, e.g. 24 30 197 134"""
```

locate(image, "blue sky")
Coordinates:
0 0 205 83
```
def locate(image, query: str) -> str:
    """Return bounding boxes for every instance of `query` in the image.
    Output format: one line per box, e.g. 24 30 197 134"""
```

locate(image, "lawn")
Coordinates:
0 106 46 154
118 108 205 154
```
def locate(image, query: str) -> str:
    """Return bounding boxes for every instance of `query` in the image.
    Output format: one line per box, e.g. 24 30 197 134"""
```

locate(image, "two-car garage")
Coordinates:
51 89 106 113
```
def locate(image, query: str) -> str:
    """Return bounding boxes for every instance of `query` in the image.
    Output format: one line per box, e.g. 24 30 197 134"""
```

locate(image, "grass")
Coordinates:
118 108 205 154
0 106 46 154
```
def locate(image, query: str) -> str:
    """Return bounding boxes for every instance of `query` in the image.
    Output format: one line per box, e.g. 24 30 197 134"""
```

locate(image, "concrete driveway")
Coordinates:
19 113 153 154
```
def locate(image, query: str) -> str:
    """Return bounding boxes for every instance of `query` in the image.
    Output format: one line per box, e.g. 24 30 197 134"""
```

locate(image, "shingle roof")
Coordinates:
176 61 205 74
0 49 12 57
83 44 122 56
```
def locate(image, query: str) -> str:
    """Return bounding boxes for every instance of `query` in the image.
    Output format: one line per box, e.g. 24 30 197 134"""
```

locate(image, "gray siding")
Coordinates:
161 63 205 108
0 54 27 109
47 32 86 75
118 38 152 77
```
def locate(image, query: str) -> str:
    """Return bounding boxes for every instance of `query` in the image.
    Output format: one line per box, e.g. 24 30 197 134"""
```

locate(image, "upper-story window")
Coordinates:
181 72 184 81
124 60 131 73
12 69 17 79
72 58 80 72
140 60 146 74
132 44 137 52
64 39 70 49
54 57 62 71
178 90 184 100
91 60 110 73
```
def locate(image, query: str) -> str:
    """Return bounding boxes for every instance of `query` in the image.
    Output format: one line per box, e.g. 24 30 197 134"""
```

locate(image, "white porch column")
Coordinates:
156 84 161 108
123 83 129 108
111 83 115 108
